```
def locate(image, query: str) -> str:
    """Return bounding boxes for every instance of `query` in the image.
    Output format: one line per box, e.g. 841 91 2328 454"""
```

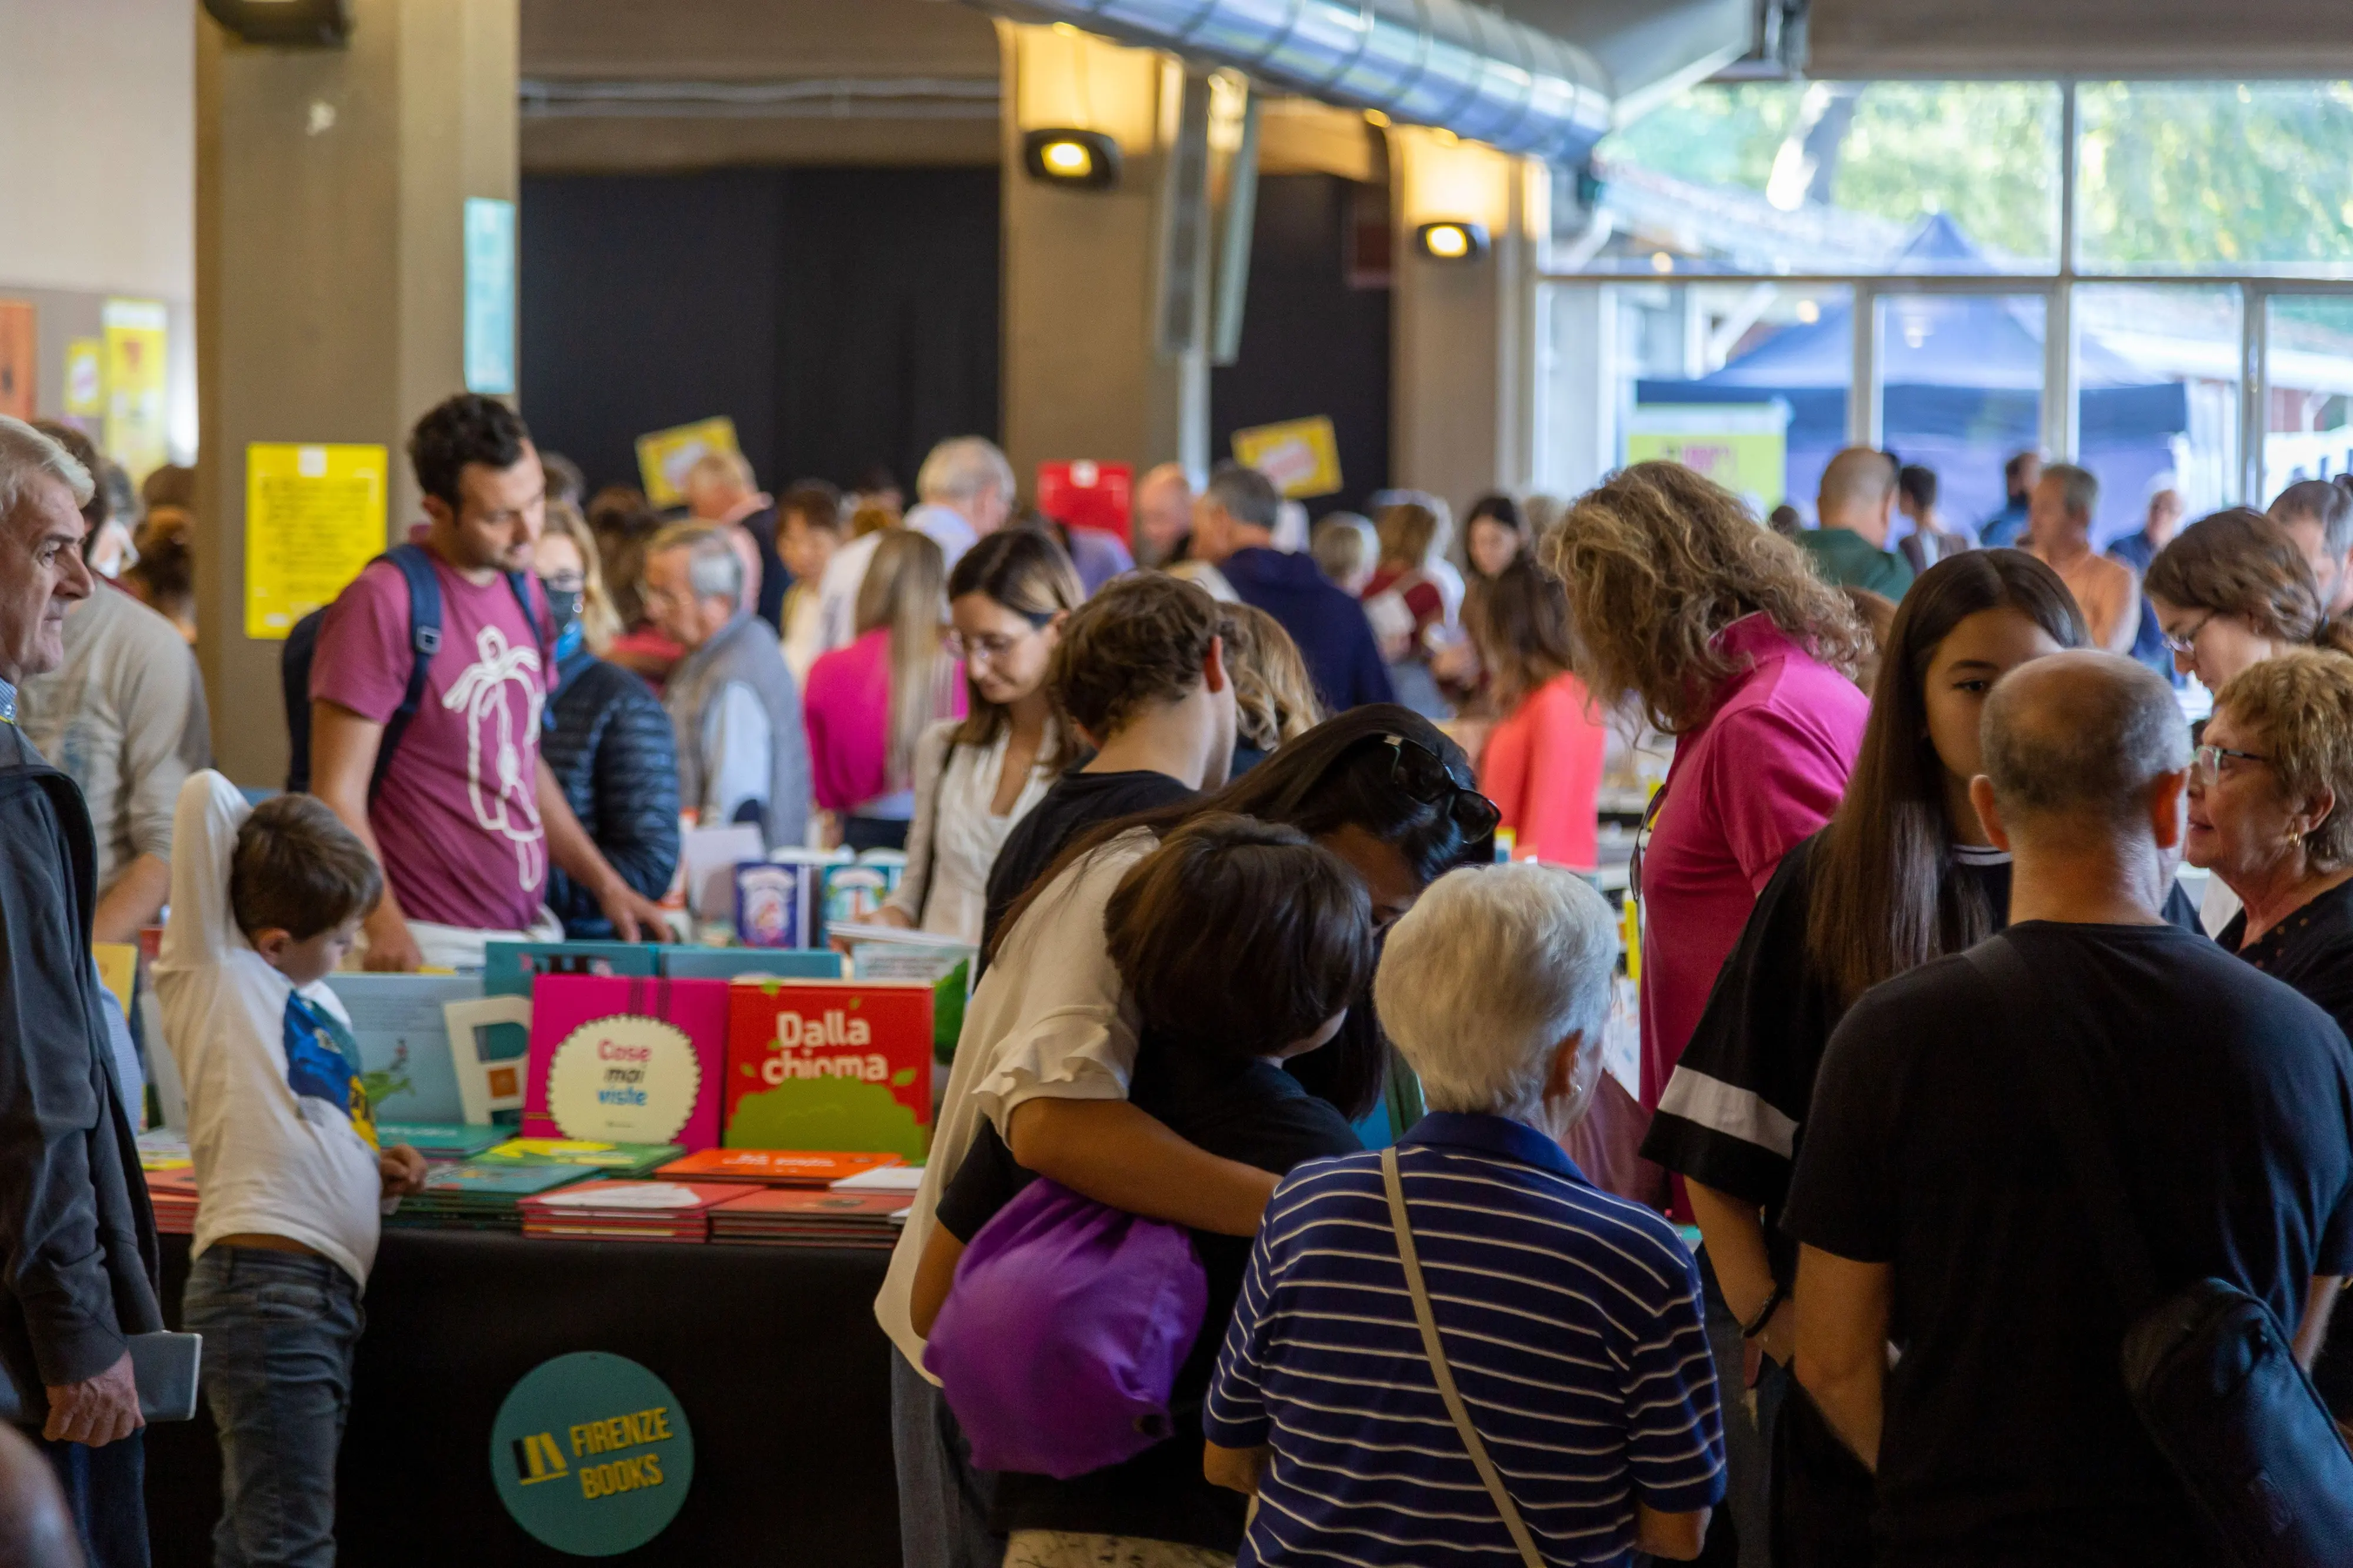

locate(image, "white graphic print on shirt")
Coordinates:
441 623 546 889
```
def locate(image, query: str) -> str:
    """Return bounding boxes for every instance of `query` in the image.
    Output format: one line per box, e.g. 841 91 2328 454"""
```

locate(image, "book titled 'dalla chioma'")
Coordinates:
722 979 933 1161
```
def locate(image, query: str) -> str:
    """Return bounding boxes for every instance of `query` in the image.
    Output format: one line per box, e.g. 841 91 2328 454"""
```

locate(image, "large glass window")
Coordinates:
2074 285 2242 541
1541 78 2353 528
1534 283 1849 511
1575 82 2061 276
2077 84 2353 277
2263 296 2353 498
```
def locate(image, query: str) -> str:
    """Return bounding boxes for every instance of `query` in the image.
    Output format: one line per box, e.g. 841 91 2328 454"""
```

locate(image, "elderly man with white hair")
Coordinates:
0 418 162 1568
816 435 1014 653
1206 863 1724 1566
642 522 811 850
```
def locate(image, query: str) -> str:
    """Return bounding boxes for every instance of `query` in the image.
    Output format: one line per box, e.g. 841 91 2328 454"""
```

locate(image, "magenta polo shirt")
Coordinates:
1638 615 1867 1130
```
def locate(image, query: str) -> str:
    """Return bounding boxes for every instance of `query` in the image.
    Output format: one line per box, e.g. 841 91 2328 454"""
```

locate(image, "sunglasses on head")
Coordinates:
1379 733 1502 842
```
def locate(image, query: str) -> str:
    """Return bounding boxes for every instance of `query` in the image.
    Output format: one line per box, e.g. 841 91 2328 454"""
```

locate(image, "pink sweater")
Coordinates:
802 629 965 813
1478 672 1607 870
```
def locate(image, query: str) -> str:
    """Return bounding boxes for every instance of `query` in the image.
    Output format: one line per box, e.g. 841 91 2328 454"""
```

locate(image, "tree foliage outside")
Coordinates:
1601 79 2353 276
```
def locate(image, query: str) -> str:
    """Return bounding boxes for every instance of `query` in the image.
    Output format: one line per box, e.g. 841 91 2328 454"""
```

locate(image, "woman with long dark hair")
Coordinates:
1642 551 2192 1560
877 704 1495 1568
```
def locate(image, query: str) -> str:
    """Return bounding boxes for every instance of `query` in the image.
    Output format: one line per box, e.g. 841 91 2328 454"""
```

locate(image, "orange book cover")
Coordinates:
654 1148 905 1186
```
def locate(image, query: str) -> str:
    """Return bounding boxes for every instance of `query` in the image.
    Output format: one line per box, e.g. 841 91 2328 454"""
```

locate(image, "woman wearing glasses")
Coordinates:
878 705 1497 1568
869 529 1084 943
2145 507 2353 931
2185 649 2353 1419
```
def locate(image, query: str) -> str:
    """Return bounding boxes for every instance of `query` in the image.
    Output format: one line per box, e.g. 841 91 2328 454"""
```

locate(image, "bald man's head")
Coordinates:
1817 448 1899 544
1981 651 2189 836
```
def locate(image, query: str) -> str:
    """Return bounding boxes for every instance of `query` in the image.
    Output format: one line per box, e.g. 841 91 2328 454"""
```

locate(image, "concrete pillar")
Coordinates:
195 0 518 786
1390 129 1541 512
998 21 1202 490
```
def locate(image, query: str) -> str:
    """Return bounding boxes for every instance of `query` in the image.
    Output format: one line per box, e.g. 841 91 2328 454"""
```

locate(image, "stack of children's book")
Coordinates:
517 1180 742 1243
652 1148 905 1187
137 1130 199 1235
707 1189 913 1249
389 1161 590 1231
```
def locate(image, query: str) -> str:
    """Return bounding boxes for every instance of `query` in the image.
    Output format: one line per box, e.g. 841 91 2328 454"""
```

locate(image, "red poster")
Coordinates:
0 301 33 422
1036 459 1133 538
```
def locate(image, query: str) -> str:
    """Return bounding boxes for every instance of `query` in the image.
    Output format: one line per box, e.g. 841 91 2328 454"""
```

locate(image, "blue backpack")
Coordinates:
281 542 546 795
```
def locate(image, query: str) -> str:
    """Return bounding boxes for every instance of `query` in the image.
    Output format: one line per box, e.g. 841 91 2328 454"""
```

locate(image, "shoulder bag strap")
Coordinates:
1960 935 2163 1315
374 545 444 802
914 736 954 927
1381 1146 1547 1568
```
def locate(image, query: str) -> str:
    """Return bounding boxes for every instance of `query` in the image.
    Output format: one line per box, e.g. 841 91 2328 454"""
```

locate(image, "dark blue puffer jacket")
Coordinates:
544 648 681 938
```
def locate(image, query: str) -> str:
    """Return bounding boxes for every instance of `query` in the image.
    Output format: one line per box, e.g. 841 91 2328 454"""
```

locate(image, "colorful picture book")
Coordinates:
656 947 844 982
523 975 728 1151
708 1187 912 1249
653 1148 905 1187
721 978 933 1160
376 1122 507 1161
146 1168 199 1236
474 1137 684 1178
518 1180 742 1243
390 1160 591 1231
828 1163 926 1195
329 973 482 1125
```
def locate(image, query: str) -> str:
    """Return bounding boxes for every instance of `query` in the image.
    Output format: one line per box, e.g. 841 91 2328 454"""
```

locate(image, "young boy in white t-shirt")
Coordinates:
158 772 426 1567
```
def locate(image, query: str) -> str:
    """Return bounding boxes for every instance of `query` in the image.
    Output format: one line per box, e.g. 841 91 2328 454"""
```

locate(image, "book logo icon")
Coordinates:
514 1431 569 1486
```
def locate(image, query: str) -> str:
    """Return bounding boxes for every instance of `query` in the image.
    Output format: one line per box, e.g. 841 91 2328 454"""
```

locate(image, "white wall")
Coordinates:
0 0 196 461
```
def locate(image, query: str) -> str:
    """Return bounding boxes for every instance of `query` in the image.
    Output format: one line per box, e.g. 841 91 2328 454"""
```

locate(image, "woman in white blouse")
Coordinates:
871 528 1084 943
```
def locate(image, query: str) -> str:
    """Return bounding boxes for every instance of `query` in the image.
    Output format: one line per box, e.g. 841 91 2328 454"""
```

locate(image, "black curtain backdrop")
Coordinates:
521 167 1001 501
1211 174 1392 516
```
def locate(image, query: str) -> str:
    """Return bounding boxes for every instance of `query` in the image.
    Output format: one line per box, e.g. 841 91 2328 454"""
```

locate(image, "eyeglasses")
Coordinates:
1381 733 1502 842
2193 742 2269 785
2163 610 2217 656
945 610 1055 666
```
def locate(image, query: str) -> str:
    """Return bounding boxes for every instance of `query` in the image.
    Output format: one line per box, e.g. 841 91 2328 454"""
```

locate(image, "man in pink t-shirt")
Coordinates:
308 395 666 972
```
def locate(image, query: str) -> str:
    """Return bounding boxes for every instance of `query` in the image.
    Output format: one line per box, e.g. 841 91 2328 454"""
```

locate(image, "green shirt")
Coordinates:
1798 526 1914 599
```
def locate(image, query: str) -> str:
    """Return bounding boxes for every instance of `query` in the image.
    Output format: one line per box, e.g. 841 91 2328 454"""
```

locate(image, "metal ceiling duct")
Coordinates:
978 0 1619 164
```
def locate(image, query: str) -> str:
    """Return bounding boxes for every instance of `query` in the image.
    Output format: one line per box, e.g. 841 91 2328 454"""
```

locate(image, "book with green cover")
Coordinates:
389 1159 593 1231
472 1138 685 1177
377 1122 507 1160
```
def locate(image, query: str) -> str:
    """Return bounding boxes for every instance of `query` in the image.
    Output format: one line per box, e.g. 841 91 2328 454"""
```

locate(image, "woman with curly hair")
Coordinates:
1545 459 1868 1564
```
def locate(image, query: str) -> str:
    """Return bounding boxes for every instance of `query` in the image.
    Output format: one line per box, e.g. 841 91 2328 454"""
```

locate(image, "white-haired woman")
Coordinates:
1206 864 1725 1565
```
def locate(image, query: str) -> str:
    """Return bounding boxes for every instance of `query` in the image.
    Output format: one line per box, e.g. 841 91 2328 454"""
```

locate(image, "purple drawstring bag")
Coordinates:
923 1179 1208 1479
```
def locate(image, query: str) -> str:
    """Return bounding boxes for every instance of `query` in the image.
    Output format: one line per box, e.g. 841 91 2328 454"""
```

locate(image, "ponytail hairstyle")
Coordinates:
854 529 954 791
947 526 1085 770
1804 549 2086 1004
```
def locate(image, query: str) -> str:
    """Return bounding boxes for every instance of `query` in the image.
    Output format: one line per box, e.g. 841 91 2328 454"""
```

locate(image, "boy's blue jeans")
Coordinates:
181 1245 365 1568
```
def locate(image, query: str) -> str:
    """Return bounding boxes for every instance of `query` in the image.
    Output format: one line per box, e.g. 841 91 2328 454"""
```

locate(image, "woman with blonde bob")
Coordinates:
1545 460 1869 1564
1219 603 1324 774
536 500 680 937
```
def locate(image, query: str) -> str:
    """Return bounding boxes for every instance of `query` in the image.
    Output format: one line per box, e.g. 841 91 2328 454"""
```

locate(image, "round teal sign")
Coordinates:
489 1352 695 1556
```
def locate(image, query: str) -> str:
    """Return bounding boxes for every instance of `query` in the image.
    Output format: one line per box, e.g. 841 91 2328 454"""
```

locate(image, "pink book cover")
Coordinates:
522 975 729 1152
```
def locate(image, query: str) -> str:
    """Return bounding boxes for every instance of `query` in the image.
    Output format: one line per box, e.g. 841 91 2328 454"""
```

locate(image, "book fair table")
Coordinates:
142 1226 903 1566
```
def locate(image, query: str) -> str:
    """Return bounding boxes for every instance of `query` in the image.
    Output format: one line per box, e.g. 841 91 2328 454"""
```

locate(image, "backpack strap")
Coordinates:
372 544 444 802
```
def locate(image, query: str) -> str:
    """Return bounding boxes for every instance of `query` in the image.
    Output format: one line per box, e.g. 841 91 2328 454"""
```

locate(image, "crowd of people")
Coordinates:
5 392 2353 1568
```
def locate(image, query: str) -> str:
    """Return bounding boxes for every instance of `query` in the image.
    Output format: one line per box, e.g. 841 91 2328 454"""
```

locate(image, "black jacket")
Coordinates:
543 650 682 939
0 720 161 1413
742 505 789 633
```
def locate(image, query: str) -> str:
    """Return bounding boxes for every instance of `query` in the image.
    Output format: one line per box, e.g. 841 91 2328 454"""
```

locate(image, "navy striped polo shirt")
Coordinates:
1205 1112 1725 1566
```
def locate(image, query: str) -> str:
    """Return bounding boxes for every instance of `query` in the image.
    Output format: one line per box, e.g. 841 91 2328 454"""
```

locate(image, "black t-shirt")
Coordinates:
936 1037 1364 1551
1783 920 2353 1563
980 769 1196 956
1643 833 2202 1288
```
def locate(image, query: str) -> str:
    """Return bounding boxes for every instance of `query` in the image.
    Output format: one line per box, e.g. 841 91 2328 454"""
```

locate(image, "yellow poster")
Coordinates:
93 943 137 1016
64 338 104 417
1231 415 1342 499
102 299 170 482
1622 403 1791 513
634 417 741 510
245 443 388 639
